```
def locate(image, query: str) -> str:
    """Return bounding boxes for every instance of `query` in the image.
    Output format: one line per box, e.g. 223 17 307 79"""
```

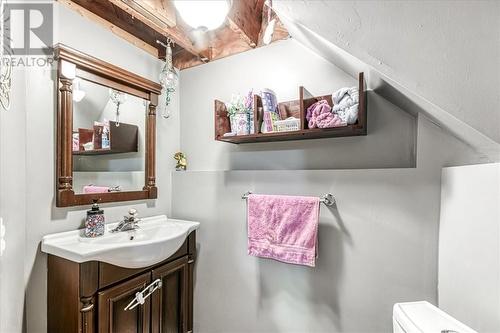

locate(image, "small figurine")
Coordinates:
174 152 187 171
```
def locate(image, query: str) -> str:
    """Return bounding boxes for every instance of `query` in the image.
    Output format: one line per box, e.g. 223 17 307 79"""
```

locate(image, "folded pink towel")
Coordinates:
306 100 346 129
247 194 320 267
83 185 109 194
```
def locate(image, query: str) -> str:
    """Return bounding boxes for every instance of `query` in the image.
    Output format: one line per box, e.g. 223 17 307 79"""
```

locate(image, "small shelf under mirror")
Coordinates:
73 121 139 156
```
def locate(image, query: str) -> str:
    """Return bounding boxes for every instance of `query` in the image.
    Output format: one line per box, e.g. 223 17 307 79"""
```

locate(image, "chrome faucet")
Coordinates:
111 208 141 233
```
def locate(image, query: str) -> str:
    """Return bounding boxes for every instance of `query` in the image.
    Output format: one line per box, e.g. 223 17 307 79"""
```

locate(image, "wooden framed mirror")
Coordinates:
55 44 162 207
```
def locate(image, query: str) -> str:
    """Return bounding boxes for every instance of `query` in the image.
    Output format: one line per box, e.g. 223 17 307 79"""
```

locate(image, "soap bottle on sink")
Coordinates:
85 199 105 237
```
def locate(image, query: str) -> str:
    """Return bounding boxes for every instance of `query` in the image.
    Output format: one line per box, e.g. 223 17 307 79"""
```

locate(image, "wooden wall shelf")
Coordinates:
73 121 138 156
73 148 131 156
215 72 367 144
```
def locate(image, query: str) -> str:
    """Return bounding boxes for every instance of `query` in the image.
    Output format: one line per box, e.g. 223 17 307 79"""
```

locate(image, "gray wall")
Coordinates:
173 168 439 332
439 163 500 332
175 39 485 331
17 4 180 332
0 68 27 333
274 2 500 162
274 0 500 145
180 40 417 171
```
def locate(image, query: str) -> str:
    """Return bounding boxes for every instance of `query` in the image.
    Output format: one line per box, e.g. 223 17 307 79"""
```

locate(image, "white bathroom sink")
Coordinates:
41 215 199 268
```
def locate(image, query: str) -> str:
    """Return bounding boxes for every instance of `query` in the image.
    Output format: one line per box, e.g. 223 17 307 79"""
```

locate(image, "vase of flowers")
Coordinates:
227 91 254 135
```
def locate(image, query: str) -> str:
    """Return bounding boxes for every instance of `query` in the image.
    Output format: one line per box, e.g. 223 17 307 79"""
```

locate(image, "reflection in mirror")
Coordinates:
72 78 147 195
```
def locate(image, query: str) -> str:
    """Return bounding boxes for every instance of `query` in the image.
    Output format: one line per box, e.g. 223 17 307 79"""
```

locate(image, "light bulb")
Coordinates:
174 0 231 31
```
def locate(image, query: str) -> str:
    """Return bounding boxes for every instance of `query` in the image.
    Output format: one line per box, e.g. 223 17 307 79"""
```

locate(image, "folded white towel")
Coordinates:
332 87 358 105
332 87 359 124
336 104 358 125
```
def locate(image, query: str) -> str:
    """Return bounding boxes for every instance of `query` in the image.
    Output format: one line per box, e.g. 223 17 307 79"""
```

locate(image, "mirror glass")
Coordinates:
72 78 147 195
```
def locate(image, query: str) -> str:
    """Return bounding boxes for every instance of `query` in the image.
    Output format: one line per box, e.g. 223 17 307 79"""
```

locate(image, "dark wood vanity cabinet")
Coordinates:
151 257 189 333
47 232 196 333
98 272 152 333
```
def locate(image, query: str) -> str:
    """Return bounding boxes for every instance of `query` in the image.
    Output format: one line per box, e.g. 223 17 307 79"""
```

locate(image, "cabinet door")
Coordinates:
98 272 151 333
151 256 189 333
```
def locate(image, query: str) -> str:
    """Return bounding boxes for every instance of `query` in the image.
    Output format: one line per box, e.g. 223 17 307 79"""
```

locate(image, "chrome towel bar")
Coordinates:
241 191 335 207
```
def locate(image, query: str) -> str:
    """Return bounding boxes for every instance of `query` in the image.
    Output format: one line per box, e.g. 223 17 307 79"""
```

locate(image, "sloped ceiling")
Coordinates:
274 0 500 160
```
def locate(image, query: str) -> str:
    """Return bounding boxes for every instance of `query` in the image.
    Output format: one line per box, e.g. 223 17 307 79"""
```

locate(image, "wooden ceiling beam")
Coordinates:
107 0 203 59
172 48 205 70
108 0 176 30
63 0 289 70
257 3 289 46
227 0 265 47
69 0 167 51
57 0 158 57
120 0 176 27
173 2 290 70
209 26 253 62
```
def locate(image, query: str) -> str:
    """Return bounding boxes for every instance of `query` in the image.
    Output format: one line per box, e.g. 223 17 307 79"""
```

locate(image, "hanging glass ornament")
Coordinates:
109 89 127 127
158 38 178 119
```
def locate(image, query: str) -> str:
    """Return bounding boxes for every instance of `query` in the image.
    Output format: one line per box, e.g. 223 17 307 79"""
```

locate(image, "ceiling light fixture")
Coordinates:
173 0 231 31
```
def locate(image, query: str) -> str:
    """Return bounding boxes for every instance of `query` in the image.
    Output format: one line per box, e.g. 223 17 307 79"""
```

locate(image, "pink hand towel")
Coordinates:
247 194 320 267
83 185 109 194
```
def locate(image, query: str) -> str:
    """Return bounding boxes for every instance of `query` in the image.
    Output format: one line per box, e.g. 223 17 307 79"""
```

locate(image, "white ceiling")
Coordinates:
274 0 500 160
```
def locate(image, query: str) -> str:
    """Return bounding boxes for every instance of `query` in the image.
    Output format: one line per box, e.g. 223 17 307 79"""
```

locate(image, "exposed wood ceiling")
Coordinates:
61 0 289 70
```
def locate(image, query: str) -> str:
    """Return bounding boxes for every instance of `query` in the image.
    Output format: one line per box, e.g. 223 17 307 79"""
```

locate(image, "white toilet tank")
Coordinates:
393 301 478 333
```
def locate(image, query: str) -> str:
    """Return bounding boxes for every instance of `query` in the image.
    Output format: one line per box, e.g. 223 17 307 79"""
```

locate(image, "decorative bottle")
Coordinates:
85 199 105 237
